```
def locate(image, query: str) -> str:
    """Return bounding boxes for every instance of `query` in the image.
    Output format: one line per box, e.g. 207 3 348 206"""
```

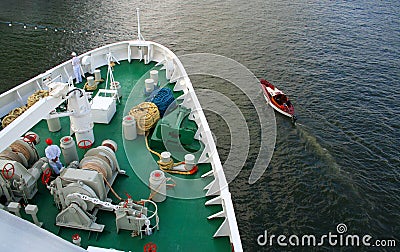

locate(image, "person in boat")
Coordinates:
283 102 289 111
71 52 82 84
44 138 63 175
274 94 283 105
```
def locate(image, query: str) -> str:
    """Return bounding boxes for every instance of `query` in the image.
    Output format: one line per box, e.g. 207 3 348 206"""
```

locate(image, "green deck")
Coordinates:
21 60 231 251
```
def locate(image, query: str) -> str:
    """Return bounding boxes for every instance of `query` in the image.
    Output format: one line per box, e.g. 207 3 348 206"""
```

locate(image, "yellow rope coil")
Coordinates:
84 82 97 91
144 132 195 175
10 107 26 116
1 90 48 128
2 105 28 128
128 102 160 135
27 90 49 107
1 114 17 128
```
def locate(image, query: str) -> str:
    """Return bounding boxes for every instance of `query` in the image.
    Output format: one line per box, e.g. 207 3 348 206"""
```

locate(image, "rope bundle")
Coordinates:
128 102 160 135
81 160 123 201
0 150 24 164
146 88 175 117
144 132 197 175
27 90 49 107
1 115 17 128
84 82 98 91
1 106 28 128
1 90 49 128
81 161 108 179
10 107 28 116
10 141 31 161
0 140 32 167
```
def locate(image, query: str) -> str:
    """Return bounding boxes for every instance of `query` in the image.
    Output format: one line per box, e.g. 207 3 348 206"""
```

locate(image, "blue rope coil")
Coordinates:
146 88 176 117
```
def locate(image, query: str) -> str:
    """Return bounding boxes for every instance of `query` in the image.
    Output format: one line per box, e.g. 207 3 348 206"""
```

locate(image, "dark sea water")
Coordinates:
0 0 399 251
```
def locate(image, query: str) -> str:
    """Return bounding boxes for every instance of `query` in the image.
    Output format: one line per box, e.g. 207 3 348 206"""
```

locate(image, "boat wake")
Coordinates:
296 123 341 173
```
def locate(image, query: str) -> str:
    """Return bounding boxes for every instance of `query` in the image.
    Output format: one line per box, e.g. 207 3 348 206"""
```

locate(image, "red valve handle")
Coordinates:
41 167 52 184
23 133 36 143
78 139 93 149
2 163 15 179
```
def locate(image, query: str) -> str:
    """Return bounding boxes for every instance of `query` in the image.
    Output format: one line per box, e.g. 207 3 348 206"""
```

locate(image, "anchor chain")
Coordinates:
70 193 121 210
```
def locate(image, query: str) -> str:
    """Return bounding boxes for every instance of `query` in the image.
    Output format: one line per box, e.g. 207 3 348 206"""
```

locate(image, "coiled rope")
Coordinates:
0 151 24 164
81 161 123 201
128 102 160 135
84 82 97 91
10 141 31 162
1 115 17 128
146 88 175 117
27 90 49 107
1 90 48 128
144 132 197 175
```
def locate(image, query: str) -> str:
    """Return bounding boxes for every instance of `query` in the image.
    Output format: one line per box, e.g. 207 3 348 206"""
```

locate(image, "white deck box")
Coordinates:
91 89 117 124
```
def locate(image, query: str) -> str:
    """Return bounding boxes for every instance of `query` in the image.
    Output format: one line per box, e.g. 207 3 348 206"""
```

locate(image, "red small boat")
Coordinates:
260 79 296 122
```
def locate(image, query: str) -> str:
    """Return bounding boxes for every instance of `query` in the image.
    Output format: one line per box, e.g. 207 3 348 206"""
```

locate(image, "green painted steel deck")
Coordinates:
22 60 231 251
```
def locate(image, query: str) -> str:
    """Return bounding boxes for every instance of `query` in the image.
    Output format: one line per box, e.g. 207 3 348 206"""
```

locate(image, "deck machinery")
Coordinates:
48 143 158 235
0 138 44 203
0 82 159 237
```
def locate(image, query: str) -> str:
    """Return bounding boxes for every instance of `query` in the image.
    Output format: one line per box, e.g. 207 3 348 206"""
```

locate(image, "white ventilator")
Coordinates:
122 115 137 140
150 70 159 87
145 78 155 94
149 170 167 202
60 136 79 165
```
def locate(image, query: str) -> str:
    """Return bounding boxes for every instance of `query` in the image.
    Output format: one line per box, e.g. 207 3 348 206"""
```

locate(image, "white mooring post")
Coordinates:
7 202 21 217
25 204 43 227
